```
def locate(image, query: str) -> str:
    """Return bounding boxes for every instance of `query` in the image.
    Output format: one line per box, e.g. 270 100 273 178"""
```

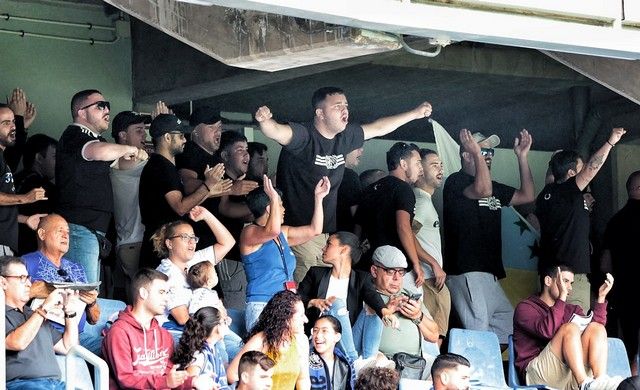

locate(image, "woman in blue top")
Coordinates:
240 174 330 332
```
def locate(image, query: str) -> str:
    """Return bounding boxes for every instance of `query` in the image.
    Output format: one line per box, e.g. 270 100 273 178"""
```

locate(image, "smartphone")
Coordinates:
403 292 422 301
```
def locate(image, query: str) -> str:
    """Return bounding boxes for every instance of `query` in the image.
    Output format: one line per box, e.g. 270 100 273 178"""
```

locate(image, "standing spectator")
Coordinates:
138 113 230 268
443 129 534 345
236 351 276 390
4 88 37 172
413 148 450 346
513 265 621 390
431 353 471 390
102 268 212 389
22 214 102 355
536 128 626 310
15 134 58 254
255 86 433 283
0 104 47 256
309 315 356 390
3 256 80 389
359 169 386 189
55 89 147 282
110 110 152 301
240 175 329 331
336 147 363 232
227 290 311 389
246 142 269 182
600 170 640 371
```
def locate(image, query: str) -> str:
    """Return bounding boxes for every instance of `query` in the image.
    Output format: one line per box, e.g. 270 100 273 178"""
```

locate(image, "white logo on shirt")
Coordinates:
478 196 502 210
315 154 345 170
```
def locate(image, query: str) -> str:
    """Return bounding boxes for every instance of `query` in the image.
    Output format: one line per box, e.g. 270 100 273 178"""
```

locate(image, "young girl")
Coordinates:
172 306 231 390
187 261 225 316
310 315 356 390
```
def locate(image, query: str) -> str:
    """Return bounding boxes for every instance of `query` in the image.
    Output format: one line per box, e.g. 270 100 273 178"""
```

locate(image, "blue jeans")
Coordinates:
223 330 242 362
66 223 102 283
7 378 65 389
245 301 268 333
79 331 103 357
325 299 358 361
352 306 383 359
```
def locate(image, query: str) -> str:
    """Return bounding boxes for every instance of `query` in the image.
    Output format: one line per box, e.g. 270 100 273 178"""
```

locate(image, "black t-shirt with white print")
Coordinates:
0 150 18 250
443 170 515 279
276 122 364 232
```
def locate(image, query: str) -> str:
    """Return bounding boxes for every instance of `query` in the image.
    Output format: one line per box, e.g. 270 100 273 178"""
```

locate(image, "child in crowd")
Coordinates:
172 306 231 390
310 315 356 390
187 261 226 316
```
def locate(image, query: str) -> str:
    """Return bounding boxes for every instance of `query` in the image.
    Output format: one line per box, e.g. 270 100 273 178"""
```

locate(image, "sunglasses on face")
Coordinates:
481 148 495 157
80 100 110 111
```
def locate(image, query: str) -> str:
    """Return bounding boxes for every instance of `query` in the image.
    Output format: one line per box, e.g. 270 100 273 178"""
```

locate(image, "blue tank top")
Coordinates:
242 232 296 302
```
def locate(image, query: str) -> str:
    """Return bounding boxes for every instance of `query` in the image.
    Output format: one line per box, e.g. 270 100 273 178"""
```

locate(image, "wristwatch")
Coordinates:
412 312 424 325
64 311 77 319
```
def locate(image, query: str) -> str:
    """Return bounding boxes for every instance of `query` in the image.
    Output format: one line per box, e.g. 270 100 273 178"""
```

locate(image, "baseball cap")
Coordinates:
149 114 193 138
190 106 222 126
111 111 151 139
472 132 500 148
372 245 408 269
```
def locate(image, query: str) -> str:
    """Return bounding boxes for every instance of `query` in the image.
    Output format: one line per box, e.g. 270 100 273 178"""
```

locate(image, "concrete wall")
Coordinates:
0 1 132 140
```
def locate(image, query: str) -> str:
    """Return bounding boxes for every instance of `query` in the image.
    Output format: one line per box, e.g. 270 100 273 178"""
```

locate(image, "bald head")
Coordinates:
627 170 640 200
37 214 70 260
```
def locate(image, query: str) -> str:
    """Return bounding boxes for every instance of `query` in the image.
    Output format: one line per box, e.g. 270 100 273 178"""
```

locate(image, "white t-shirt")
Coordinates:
325 276 349 303
155 246 215 325
413 188 443 279
189 288 222 314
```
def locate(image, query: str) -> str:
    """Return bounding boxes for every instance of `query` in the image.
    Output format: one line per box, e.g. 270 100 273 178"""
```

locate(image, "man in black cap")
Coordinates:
110 110 151 301
177 107 257 250
138 114 229 268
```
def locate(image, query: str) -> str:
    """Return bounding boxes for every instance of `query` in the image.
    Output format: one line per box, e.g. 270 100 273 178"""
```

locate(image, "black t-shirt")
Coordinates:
175 141 222 249
217 172 246 261
603 199 640 298
536 177 591 273
55 125 113 232
139 153 184 238
443 170 515 279
0 151 18 250
277 122 364 232
336 167 362 232
355 175 416 268
15 170 56 254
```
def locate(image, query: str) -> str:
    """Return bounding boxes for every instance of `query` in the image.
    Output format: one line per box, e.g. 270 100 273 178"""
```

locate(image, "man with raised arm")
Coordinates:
255 86 432 284
536 127 626 310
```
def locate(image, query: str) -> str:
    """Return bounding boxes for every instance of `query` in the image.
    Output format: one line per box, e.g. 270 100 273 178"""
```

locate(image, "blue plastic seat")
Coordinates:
508 334 549 389
607 337 631 378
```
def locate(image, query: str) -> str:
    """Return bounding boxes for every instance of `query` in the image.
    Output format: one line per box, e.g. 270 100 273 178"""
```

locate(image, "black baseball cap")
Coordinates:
111 111 151 139
190 106 222 126
149 114 193 138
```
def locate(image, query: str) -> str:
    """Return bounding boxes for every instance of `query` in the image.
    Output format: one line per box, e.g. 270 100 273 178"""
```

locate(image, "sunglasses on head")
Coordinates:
57 268 72 282
80 100 110 111
481 148 495 157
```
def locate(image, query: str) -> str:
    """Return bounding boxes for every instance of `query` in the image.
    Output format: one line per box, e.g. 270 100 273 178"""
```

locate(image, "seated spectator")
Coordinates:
431 353 471 390
310 315 356 390
15 133 57 254
228 290 311 389
236 351 276 390
240 175 329 331
3 255 80 390
22 214 102 355
354 367 399 390
298 231 387 360
246 142 269 182
370 245 439 359
102 268 212 389
513 265 622 390
186 260 224 315
172 306 231 389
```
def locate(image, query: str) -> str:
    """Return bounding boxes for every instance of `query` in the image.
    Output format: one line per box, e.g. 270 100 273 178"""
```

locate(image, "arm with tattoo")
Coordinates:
575 127 626 191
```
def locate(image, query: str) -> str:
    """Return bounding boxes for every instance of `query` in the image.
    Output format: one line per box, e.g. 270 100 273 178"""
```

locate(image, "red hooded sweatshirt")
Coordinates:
102 306 193 389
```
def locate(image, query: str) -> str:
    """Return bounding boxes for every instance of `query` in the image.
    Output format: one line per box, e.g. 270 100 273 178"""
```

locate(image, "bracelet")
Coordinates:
64 311 77 319
607 140 615 147
412 312 424 325
86 301 97 308
202 182 211 192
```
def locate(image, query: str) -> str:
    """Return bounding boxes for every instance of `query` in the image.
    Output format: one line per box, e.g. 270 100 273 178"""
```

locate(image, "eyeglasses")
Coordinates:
2 274 31 284
80 100 110 111
480 148 495 157
57 268 72 282
221 317 233 326
374 265 407 277
169 234 200 243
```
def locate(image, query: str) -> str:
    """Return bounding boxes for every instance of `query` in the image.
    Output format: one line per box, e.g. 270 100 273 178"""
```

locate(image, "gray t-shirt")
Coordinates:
5 305 63 382
378 289 432 358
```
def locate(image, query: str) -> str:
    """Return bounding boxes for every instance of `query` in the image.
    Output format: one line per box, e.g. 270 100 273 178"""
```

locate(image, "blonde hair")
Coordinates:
151 220 191 258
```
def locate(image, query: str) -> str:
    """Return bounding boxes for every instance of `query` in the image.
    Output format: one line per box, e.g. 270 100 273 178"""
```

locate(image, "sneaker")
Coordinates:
583 375 625 390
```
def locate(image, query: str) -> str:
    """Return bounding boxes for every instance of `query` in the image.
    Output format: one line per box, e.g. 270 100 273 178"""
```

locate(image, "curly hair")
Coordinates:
151 220 190 258
245 290 301 360
171 306 222 368
355 367 399 390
